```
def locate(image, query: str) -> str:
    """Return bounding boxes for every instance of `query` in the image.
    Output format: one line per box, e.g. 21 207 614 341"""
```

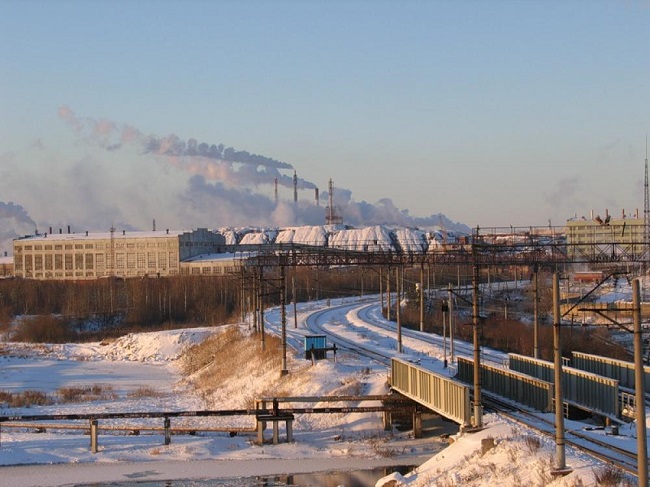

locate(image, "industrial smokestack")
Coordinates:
293 171 298 203
328 178 334 224
315 187 319 206
274 177 278 204
153 219 156 231
67 225 71 234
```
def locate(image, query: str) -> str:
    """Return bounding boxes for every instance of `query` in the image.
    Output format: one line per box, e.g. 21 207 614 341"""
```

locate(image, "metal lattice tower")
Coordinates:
645 135 649 273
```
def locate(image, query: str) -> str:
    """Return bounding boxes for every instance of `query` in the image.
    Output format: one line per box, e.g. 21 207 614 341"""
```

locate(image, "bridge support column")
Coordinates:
89 419 98 453
164 418 171 445
412 411 422 439
382 410 392 431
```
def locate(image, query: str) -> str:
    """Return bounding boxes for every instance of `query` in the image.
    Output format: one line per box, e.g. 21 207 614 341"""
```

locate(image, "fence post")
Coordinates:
164 417 171 445
90 419 98 453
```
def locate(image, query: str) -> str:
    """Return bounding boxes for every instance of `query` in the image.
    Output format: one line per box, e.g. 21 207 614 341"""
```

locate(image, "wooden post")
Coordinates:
272 420 279 445
90 419 98 453
164 417 171 445
257 419 264 445
286 418 293 442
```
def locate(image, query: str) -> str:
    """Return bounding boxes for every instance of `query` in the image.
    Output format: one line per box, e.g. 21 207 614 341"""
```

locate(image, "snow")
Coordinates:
0 298 643 486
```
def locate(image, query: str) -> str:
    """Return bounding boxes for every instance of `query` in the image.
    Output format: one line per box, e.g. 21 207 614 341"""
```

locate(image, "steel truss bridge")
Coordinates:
233 225 650 269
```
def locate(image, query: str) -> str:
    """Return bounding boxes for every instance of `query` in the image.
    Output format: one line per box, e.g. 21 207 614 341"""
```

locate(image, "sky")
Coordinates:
1 0 649 250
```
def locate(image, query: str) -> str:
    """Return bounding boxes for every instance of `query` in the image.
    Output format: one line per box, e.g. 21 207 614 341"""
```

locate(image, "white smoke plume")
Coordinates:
0 201 37 253
57 106 316 190
0 107 468 254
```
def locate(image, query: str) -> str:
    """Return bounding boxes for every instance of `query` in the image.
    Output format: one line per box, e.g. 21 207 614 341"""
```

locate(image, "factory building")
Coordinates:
566 210 645 260
0 252 13 278
12 228 232 280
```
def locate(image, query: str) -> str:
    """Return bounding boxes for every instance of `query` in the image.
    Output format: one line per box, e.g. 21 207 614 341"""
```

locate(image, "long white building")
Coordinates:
13 228 228 280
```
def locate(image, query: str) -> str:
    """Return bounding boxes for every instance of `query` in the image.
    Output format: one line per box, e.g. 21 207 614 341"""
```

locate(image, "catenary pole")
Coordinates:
633 279 648 486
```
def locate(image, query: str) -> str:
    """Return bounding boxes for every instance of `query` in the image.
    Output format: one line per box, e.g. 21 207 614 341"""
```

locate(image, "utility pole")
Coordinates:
259 266 265 350
386 267 391 321
379 267 384 317
533 266 539 359
472 263 482 428
280 262 288 376
292 272 298 329
448 283 455 363
633 279 648 486
552 273 571 475
396 266 402 353
419 264 425 332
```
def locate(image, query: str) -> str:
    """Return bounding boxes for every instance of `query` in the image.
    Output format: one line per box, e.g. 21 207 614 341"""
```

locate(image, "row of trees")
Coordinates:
0 263 629 361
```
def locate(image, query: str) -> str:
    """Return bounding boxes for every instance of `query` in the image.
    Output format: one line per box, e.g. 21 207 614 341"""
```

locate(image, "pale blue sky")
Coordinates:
1 0 649 235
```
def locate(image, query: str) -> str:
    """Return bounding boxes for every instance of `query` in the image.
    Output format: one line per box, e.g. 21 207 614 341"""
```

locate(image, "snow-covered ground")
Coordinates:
0 297 643 486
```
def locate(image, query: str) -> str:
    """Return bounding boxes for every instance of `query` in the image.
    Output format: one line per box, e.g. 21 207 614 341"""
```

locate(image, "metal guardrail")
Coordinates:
390 358 471 427
456 356 554 413
508 353 620 418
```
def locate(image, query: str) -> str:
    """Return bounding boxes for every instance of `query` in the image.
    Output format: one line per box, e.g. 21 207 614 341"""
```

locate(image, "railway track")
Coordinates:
265 297 643 480
484 393 639 478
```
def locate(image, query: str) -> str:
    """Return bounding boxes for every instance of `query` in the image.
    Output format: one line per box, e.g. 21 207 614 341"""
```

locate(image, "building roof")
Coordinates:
14 230 187 243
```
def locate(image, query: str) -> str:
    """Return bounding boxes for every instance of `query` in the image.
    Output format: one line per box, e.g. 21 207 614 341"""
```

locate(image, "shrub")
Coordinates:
126 386 163 398
593 464 630 487
11 315 77 343
58 384 118 403
0 390 54 407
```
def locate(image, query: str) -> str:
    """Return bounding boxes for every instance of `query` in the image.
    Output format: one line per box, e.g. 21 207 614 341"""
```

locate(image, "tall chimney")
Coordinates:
328 178 334 224
67 225 71 234
153 219 156 231
315 187 319 206
293 171 298 203
274 177 278 204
